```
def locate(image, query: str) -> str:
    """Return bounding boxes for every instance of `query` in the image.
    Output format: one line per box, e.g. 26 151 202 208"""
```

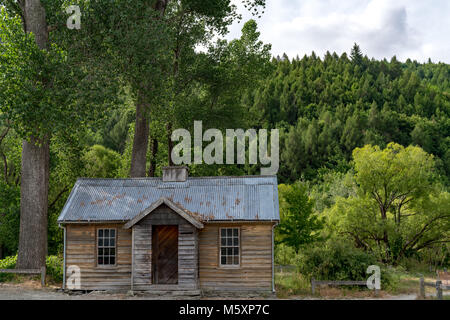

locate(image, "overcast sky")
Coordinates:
225 0 450 63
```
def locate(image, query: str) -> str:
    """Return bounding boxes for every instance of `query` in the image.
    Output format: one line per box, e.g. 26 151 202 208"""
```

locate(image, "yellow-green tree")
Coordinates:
328 143 449 264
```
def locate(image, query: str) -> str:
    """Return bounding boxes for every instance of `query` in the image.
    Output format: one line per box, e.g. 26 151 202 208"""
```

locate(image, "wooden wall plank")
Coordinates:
198 223 274 290
65 223 132 291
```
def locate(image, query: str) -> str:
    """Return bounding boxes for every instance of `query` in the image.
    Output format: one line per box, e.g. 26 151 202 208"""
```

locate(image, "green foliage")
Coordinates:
276 182 324 251
0 7 116 140
353 143 436 201
251 47 450 183
327 143 450 264
82 145 121 178
45 255 63 283
309 170 356 212
296 240 377 281
274 243 297 265
0 254 16 281
0 181 20 256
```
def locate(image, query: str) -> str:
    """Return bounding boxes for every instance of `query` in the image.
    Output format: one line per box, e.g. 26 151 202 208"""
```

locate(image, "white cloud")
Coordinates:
226 0 450 63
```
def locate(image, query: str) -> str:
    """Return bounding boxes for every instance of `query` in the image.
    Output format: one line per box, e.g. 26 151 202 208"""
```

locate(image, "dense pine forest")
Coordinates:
0 0 448 293
255 49 450 184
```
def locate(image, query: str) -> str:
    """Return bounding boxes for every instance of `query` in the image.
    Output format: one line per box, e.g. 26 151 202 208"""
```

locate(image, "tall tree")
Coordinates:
0 1 115 268
115 0 266 176
350 43 363 66
16 0 50 269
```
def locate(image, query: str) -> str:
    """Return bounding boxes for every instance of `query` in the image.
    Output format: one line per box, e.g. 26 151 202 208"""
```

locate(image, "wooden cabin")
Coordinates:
57 166 280 294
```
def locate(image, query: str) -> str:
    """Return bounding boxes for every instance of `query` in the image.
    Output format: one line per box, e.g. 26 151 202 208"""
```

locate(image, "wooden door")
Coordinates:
152 225 178 284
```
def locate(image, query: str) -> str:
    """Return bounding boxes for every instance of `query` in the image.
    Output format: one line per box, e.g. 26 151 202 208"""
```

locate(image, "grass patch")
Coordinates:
275 270 311 298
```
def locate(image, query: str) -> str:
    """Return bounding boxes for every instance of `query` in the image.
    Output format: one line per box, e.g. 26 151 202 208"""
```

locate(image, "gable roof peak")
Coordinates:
123 196 204 229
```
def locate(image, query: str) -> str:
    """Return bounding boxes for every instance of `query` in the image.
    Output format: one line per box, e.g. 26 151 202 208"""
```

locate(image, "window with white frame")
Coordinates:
97 228 116 266
220 227 239 266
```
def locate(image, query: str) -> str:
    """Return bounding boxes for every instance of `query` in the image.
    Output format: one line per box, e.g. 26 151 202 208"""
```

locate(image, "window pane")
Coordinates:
221 256 226 265
98 257 103 265
98 229 103 237
104 238 109 247
227 238 232 246
233 229 238 236
98 238 103 247
110 229 115 238
110 248 115 256
233 256 239 265
234 247 239 255
110 238 115 247
98 248 103 256
104 229 109 237
109 257 115 265
227 229 232 237
226 256 232 264
221 229 226 237
221 248 226 256
233 237 238 246
227 248 233 255
104 248 109 256
221 238 226 246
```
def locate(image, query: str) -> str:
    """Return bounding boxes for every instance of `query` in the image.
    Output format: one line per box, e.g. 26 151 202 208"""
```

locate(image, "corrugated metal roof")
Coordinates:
57 176 280 223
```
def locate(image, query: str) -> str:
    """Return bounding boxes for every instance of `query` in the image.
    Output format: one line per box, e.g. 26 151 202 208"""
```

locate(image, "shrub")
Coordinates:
0 255 17 282
297 240 377 281
45 255 63 283
275 243 297 265
296 240 397 290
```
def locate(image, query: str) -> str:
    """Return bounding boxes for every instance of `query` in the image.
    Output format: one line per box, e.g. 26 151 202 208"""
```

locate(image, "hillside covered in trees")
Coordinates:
253 46 450 184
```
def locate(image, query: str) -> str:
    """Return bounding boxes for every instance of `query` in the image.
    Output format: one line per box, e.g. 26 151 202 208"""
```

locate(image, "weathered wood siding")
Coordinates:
198 223 274 291
179 224 198 288
65 223 132 291
131 204 199 290
131 224 151 290
64 216 275 292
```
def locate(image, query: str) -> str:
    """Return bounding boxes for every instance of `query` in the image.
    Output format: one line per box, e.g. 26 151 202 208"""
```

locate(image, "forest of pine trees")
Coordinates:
251 45 449 184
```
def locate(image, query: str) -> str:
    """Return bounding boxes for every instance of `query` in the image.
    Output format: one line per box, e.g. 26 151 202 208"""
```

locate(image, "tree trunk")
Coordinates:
16 0 49 270
129 90 150 177
148 138 158 177
129 0 169 177
17 136 50 269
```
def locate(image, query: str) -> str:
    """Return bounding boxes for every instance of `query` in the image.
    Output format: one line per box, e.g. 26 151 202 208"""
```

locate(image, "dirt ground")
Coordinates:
0 281 428 300
0 281 195 300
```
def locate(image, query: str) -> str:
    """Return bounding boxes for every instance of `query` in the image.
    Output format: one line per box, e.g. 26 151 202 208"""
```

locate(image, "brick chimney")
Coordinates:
162 166 189 182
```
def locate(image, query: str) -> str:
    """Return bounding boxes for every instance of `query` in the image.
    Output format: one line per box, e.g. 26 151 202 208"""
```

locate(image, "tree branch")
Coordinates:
48 186 69 210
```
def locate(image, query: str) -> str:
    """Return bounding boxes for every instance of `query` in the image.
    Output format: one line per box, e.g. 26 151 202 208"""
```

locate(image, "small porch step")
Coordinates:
129 289 201 297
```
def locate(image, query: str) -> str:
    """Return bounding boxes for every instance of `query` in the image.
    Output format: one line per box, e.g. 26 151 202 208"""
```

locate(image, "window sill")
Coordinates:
218 265 241 269
95 265 118 269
